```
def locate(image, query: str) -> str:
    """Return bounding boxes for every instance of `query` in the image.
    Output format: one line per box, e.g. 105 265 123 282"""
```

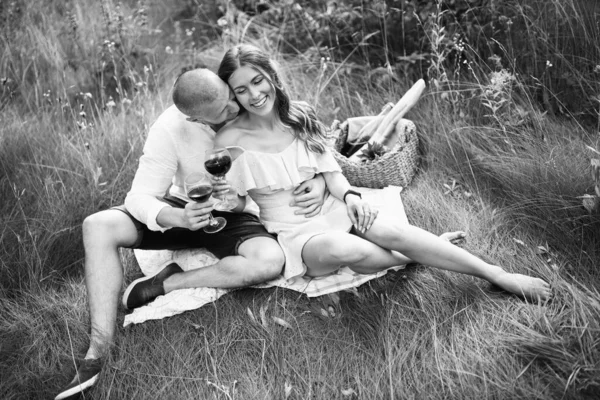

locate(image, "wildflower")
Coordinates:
122 98 132 105
489 69 515 93
546 60 553 68
84 92 93 100
165 46 173 54
217 17 228 27
594 65 600 74
106 99 116 108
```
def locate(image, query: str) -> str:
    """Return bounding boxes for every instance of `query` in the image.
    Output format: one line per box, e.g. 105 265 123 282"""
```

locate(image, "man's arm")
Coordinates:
124 120 184 231
290 174 326 217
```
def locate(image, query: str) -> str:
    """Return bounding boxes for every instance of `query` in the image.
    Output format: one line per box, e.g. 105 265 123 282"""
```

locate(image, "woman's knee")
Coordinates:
316 234 370 265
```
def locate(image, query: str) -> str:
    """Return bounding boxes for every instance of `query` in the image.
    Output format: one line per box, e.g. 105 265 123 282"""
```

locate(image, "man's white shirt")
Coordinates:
124 105 217 232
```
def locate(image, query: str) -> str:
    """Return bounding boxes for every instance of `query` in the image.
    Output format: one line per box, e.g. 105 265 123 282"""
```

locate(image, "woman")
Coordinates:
214 44 551 301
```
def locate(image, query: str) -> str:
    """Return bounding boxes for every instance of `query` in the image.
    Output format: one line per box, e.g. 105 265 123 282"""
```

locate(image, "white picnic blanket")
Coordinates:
123 186 408 326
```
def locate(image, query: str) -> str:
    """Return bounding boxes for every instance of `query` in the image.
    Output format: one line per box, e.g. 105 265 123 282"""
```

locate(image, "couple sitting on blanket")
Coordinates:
54 44 551 399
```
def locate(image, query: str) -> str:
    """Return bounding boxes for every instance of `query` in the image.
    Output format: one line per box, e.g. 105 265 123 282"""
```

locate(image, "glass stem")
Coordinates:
218 176 227 201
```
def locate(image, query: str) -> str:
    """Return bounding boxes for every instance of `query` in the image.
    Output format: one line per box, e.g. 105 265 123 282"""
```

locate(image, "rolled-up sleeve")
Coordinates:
125 122 178 232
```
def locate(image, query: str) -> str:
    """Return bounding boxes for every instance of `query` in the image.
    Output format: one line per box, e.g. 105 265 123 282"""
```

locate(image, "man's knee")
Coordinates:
82 210 139 248
238 237 284 280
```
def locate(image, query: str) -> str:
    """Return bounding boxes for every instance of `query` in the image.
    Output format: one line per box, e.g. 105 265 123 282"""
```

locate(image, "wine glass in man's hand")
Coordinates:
184 172 227 233
204 148 237 211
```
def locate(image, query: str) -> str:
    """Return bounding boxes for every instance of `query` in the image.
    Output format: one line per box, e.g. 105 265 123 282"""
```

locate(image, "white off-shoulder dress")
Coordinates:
227 138 355 280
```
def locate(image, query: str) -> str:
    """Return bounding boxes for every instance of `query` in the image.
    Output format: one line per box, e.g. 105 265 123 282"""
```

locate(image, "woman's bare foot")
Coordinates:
440 231 466 244
492 271 552 301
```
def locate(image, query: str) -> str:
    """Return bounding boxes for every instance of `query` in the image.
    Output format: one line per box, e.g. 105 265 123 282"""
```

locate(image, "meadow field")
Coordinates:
1 0 599 399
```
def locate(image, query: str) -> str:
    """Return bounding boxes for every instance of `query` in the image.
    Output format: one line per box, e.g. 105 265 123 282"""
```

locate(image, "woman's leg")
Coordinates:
353 217 551 300
301 231 466 277
302 232 404 277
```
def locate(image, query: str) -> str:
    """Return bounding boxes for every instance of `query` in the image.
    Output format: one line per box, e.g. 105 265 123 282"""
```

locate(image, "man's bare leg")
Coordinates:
84 214 284 356
82 210 140 360
162 237 284 292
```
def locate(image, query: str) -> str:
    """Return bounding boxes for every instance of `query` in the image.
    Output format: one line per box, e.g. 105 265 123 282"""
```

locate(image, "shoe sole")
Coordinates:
122 263 181 309
54 374 99 400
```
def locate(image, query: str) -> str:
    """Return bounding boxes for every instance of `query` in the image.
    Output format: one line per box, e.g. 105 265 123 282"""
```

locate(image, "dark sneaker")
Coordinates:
55 358 103 400
122 262 183 309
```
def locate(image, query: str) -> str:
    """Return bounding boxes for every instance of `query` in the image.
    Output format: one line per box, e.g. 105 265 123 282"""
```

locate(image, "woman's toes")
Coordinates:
440 231 467 243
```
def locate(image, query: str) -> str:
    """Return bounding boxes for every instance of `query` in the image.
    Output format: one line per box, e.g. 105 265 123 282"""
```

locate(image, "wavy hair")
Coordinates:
217 44 329 154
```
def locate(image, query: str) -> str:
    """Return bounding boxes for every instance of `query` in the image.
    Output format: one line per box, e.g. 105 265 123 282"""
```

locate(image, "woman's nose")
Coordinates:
249 87 260 98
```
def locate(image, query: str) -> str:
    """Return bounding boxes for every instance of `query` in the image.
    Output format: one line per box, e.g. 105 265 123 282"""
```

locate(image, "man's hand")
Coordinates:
290 175 327 217
346 196 378 233
180 200 215 231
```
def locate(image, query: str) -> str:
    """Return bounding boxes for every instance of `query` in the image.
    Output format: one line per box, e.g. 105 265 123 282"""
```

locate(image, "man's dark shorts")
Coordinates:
112 196 274 259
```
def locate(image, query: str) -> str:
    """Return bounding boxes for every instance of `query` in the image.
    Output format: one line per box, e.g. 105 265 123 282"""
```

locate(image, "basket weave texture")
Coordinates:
332 119 419 189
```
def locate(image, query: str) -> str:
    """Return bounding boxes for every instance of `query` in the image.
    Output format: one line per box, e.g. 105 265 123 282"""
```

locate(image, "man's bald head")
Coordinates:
172 68 224 116
172 68 240 125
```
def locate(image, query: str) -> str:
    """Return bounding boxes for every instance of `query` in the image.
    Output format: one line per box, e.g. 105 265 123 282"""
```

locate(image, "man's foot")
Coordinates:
492 271 552 302
122 262 183 309
55 358 103 400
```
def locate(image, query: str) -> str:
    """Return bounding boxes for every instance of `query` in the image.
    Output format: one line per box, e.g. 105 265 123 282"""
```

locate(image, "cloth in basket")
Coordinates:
332 119 419 189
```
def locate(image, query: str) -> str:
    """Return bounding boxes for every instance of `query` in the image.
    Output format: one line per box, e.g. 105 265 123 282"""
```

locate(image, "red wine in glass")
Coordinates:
184 172 226 234
204 148 237 211
187 185 213 203
204 155 232 176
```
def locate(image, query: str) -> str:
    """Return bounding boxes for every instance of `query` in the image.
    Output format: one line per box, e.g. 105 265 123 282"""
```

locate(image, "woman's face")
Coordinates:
227 65 276 117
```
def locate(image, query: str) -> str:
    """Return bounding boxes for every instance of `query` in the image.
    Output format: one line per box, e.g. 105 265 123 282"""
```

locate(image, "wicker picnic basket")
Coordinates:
331 119 420 189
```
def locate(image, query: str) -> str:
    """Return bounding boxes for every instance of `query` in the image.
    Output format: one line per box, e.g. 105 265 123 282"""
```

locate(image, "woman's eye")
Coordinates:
254 77 263 84
235 89 245 94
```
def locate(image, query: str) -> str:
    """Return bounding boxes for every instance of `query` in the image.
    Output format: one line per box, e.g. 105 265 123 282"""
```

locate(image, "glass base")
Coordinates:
213 193 237 211
203 216 227 233
213 200 237 211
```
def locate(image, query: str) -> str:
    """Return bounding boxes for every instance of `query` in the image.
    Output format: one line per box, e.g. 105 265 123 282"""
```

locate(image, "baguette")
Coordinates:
349 79 426 162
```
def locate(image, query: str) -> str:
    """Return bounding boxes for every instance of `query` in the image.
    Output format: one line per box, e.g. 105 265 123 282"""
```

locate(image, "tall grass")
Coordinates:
1 0 600 399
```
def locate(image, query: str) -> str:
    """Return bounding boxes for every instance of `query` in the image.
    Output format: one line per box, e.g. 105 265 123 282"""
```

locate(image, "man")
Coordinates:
54 68 326 400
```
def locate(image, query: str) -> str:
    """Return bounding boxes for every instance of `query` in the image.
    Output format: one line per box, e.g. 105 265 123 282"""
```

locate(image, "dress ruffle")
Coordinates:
227 139 341 196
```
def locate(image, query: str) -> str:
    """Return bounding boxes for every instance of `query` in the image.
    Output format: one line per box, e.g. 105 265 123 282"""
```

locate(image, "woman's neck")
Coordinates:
244 108 281 132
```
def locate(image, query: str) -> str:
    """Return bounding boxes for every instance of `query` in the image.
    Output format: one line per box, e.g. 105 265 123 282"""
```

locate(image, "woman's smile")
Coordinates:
228 65 276 116
251 95 268 108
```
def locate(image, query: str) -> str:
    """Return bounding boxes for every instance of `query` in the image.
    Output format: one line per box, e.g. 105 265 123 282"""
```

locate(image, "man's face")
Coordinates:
186 80 240 126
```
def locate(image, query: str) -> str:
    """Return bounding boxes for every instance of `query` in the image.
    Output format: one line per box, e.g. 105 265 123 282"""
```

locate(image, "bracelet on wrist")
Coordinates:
343 189 362 203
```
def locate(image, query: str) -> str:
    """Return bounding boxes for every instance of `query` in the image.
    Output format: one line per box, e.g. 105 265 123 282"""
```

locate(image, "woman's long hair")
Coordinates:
218 44 329 154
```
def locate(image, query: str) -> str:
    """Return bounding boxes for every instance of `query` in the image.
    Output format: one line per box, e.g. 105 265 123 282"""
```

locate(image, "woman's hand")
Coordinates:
345 195 378 233
290 174 327 218
210 175 231 198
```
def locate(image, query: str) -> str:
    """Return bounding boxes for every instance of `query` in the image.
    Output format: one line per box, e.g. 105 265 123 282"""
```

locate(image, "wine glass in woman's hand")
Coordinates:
184 172 227 233
204 148 237 211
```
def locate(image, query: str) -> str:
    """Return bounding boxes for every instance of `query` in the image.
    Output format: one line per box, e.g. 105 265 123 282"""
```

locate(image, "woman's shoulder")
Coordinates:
215 119 245 147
